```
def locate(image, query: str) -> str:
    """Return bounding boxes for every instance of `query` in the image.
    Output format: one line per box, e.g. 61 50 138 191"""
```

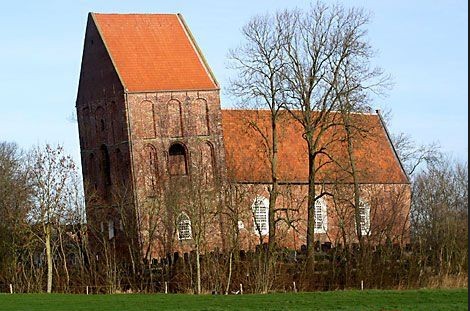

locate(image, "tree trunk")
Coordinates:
45 223 53 293
343 113 363 248
196 243 201 295
58 227 70 291
268 115 278 251
225 251 233 295
306 137 317 271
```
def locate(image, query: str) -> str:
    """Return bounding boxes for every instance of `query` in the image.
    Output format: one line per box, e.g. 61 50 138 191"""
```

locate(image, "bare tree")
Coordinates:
410 155 468 283
392 132 440 176
229 12 288 251
29 144 77 293
277 2 389 266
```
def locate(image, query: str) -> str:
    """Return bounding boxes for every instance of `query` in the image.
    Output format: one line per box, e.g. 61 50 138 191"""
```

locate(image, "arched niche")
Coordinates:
192 98 209 136
100 144 112 186
142 144 159 194
134 100 155 139
168 99 183 138
200 141 215 184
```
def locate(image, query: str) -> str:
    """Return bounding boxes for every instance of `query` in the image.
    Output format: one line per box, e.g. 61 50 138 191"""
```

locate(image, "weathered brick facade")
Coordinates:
76 13 410 261
76 13 228 260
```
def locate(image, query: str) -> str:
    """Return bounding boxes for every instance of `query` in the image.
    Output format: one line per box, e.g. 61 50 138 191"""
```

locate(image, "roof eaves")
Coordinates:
126 87 220 94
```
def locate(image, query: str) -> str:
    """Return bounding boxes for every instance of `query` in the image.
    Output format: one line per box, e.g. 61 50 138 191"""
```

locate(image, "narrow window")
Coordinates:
100 145 111 185
115 148 124 185
169 143 188 176
108 219 115 240
359 199 371 235
177 213 192 240
252 196 269 236
314 198 328 233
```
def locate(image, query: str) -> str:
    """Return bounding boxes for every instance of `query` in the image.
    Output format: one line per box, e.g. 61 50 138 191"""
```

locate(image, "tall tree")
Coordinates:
278 2 389 267
29 144 77 293
229 12 287 250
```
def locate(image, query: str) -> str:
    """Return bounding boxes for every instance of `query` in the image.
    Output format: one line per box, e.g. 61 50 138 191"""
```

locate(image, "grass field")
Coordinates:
0 288 467 311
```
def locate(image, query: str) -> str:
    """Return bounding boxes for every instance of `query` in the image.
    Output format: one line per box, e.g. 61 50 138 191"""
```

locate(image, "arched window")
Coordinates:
177 212 192 240
314 198 328 233
100 145 111 186
252 196 269 236
168 143 188 176
358 199 371 235
100 119 106 131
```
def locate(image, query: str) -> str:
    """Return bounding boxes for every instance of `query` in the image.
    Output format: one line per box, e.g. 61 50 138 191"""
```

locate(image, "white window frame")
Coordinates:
358 199 371 236
252 196 269 236
314 198 328 233
108 219 115 240
177 212 192 240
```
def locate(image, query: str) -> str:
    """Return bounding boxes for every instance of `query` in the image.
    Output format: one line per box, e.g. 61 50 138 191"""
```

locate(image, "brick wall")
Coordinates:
125 90 227 258
76 14 134 256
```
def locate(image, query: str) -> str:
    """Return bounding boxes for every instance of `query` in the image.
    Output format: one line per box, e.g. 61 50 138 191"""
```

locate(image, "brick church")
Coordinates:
76 13 410 260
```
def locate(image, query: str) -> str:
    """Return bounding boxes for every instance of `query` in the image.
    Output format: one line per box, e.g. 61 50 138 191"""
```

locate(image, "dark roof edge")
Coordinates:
375 109 411 184
90 12 128 92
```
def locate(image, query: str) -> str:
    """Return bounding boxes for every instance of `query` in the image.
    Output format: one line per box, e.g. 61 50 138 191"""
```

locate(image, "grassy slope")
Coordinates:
0 289 467 311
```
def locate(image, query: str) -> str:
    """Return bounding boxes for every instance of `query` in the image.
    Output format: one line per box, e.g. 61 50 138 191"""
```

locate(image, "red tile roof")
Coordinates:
221 110 408 184
92 13 218 92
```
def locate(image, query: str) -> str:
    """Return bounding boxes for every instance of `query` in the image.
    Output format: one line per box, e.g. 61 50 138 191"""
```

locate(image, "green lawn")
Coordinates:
0 289 467 311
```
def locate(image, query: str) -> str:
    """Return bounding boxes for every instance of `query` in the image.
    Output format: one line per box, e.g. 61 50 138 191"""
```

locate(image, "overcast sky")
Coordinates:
0 0 467 168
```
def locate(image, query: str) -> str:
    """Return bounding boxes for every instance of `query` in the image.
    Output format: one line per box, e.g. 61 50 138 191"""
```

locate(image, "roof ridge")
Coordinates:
221 108 379 115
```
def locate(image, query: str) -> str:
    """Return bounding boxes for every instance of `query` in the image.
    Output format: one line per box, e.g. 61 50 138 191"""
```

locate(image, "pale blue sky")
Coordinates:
0 1 467 168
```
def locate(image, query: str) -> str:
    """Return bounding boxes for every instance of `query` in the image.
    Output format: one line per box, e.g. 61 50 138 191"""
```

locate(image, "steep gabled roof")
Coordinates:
91 13 218 92
221 110 409 184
